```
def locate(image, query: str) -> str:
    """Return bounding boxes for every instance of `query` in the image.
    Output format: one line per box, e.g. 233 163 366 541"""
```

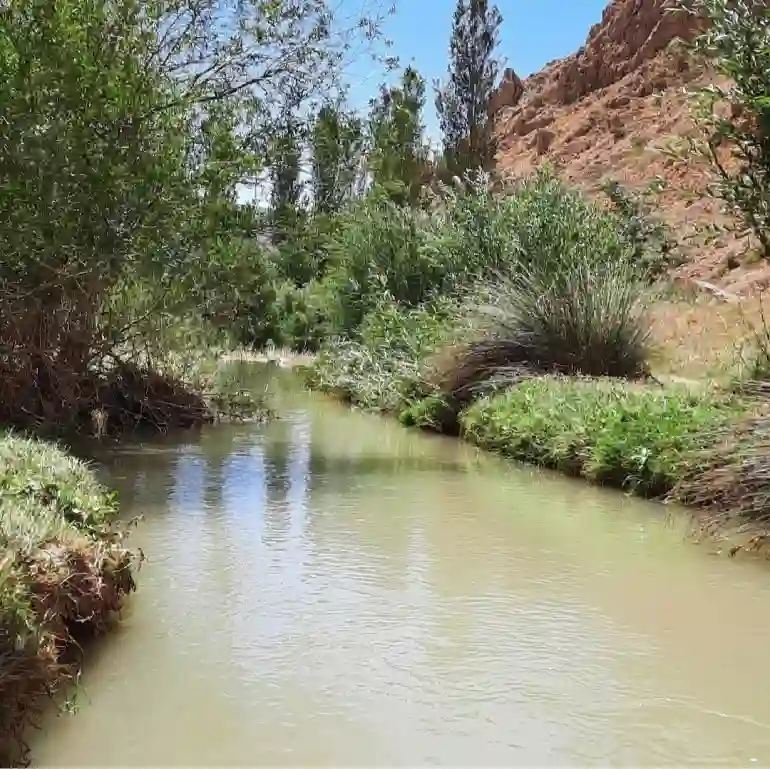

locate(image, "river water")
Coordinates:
31 369 770 766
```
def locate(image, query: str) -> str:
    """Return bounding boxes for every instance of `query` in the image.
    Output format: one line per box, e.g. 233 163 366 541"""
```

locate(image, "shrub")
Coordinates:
309 300 454 413
398 393 456 432
322 194 431 335
461 377 740 497
602 179 684 279
439 258 652 406
679 0 770 257
422 168 640 291
0 435 118 532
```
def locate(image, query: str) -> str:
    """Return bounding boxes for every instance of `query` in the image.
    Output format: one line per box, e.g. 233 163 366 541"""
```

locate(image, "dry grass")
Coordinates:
220 346 316 368
648 290 770 380
669 395 770 548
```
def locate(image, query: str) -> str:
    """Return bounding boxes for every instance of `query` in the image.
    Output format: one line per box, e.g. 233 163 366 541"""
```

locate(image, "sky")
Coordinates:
345 0 610 143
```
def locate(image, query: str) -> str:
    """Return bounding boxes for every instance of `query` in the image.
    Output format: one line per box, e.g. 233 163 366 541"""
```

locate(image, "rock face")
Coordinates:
491 0 756 289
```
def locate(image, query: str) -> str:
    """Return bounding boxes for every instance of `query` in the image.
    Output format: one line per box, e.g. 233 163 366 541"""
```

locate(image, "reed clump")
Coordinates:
437 259 652 409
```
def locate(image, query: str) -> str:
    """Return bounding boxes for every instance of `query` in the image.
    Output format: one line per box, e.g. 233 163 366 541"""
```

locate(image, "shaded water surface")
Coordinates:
33 371 770 766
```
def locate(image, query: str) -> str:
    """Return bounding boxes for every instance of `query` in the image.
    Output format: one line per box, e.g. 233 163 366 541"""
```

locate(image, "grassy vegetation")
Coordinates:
461 377 744 498
304 167 770 548
0 433 137 765
309 169 659 422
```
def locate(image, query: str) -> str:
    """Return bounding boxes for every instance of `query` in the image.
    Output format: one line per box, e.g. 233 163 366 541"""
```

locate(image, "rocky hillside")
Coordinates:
491 0 764 292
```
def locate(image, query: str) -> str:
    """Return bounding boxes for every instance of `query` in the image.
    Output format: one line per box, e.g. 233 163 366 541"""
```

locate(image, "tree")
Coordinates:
678 0 770 257
0 0 389 430
435 0 503 178
311 104 364 215
368 66 429 205
269 113 304 219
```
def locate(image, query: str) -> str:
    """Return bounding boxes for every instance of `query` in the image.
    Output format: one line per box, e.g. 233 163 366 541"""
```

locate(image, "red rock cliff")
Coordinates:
490 0 760 289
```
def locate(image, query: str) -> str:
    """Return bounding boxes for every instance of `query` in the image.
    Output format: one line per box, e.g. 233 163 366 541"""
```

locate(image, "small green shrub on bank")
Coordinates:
461 377 743 497
0 434 137 765
308 300 455 412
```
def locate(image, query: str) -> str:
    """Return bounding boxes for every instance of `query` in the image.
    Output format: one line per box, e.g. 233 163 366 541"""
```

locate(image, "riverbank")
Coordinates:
306 342 770 549
0 433 138 766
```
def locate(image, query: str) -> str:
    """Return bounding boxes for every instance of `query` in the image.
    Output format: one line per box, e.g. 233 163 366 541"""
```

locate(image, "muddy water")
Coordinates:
32 371 770 766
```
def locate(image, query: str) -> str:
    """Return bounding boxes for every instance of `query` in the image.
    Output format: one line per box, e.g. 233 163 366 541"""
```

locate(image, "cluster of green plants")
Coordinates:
0 433 138 765
308 166 662 417
461 378 744 498
0 0 398 434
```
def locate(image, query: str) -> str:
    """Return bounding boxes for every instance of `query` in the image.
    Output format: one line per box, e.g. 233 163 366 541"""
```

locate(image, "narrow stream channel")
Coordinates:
32 368 770 766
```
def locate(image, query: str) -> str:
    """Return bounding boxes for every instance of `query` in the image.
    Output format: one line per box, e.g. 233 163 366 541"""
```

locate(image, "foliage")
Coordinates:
312 169 659 422
462 377 741 497
309 300 455 412
318 168 642 339
311 105 365 215
321 194 430 333
435 0 503 177
601 179 684 278
398 393 455 431
0 436 118 533
269 112 305 227
440 259 652 406
679 0 770 256
368 67 430 205
423 168 642 284
0 434 137 765
0 0 388 433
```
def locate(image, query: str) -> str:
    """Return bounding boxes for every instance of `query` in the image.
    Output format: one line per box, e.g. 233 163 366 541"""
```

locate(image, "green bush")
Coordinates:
398 393 455 432
461 377 742 497
309 300 454 412
422 168 640 288
322 194 431 335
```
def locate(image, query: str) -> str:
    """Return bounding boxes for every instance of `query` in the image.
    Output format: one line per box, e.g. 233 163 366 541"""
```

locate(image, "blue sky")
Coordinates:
345 0 609 142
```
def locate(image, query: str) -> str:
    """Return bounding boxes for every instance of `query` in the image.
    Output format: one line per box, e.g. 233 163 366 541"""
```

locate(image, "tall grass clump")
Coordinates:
670 384 770 544
0 434 137 765
440 258 652 405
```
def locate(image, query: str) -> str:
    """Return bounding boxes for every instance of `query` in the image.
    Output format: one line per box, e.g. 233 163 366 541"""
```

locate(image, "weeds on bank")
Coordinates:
308 299 457 413
461 377 743 498
0 434 137 766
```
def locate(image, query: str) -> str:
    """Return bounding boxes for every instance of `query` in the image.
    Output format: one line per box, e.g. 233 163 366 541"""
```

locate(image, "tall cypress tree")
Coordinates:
435 0 502 178
368 66 429 205
310 104 363 215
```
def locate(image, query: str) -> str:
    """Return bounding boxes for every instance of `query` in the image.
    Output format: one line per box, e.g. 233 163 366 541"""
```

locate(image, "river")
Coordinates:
31 368 770 766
